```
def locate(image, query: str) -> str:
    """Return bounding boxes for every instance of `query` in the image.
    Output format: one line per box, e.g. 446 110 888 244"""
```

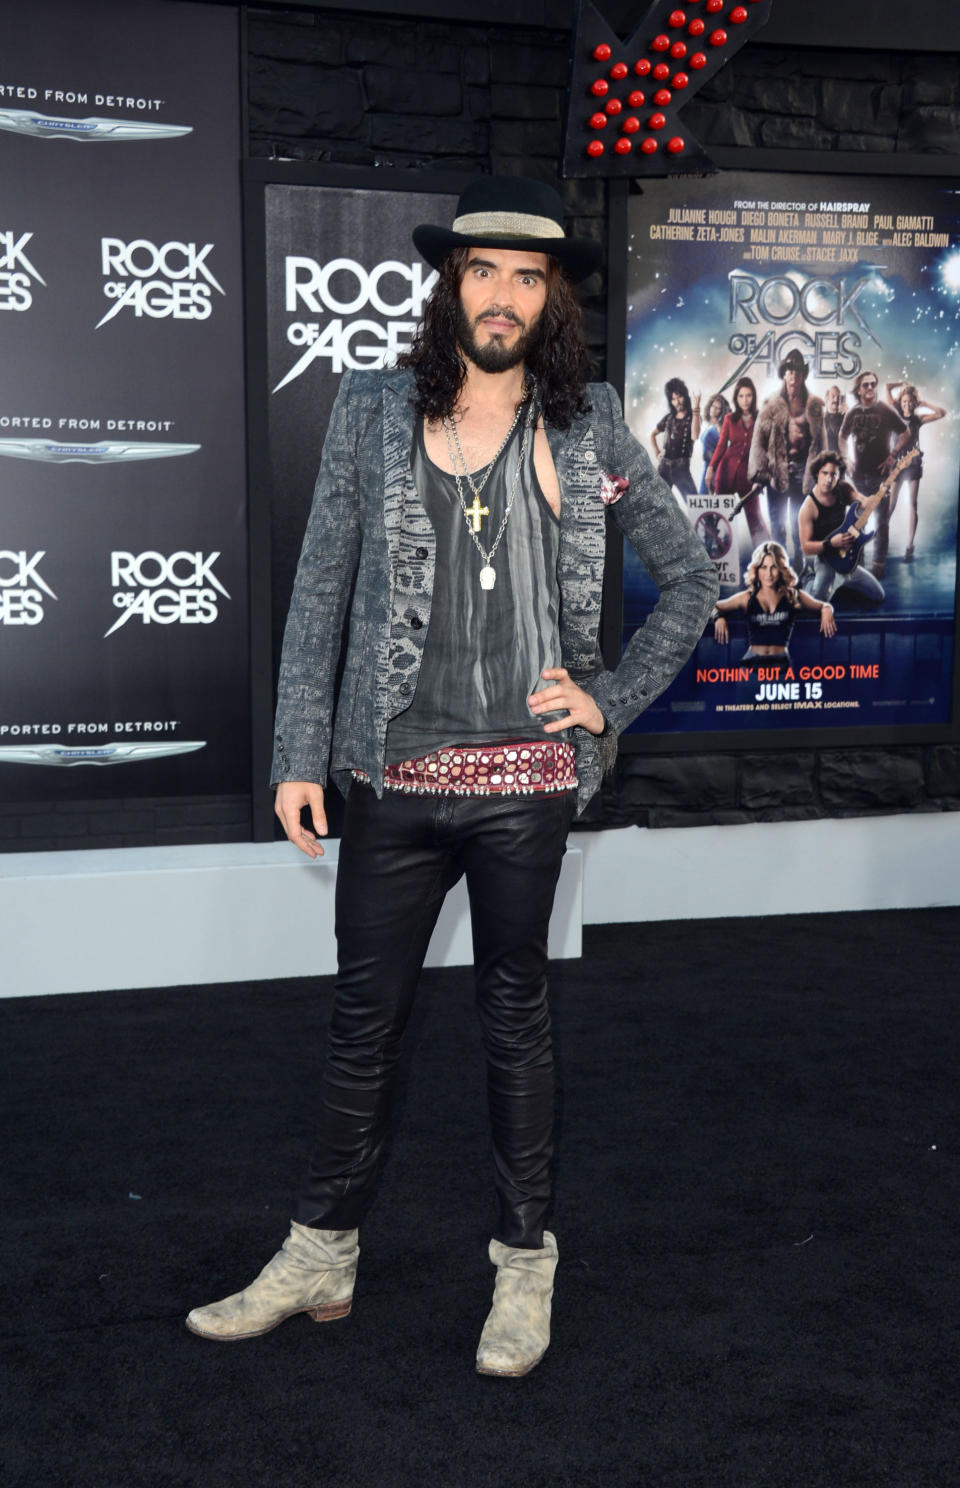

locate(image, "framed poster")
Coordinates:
610 170 960 749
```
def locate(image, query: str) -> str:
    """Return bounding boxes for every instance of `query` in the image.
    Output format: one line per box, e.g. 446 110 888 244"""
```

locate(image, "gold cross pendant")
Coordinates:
466 495 490 533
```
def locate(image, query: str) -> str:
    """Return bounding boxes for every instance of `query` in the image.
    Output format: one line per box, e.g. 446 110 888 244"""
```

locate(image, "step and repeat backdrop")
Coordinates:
618 170 960 743
0 0 247 801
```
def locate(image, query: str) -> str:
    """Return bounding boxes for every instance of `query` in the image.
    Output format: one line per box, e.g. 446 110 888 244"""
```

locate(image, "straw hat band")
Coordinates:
413 175 601 281
451 210 565 240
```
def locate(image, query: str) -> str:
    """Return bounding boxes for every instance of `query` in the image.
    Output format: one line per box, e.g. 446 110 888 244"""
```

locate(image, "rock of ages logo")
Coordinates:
0 230 45 312
96 238 224 327
0 549 56 624
105 550 229 637
275 256 437 391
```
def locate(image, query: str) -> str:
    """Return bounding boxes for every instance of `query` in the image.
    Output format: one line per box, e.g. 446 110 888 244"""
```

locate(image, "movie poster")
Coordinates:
622 171 960 737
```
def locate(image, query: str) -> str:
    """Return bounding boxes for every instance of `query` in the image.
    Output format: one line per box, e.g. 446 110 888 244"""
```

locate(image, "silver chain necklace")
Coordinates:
441 378 537 591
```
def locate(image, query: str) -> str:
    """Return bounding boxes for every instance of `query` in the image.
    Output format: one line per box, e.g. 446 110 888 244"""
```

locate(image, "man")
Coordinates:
649 376 701 501
822 384 845 454
838 369 909 578
798 451 884 605
186 175 717 1376
748 347 824 558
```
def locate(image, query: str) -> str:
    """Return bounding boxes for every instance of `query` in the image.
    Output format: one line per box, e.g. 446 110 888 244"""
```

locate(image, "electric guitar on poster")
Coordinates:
822 446 919 574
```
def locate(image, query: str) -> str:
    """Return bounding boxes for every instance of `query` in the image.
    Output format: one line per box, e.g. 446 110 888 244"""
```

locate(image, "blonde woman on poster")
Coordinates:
711 540 836 673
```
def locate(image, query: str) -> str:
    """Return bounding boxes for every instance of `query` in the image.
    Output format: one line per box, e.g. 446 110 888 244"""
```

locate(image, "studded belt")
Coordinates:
353 739 578 797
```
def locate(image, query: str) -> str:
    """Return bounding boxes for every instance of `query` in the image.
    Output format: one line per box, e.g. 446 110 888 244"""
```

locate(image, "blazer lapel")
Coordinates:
382 373 420 569
379 374 436 732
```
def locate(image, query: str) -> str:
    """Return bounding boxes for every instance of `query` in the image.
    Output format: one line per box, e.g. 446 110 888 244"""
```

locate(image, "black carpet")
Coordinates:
3 909 959 1488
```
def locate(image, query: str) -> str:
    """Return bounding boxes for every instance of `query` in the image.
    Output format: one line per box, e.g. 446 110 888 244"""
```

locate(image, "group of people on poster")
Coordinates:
649 353 946 672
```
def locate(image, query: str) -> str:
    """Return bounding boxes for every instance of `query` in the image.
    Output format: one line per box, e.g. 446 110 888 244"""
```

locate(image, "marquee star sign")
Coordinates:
562 0 774 177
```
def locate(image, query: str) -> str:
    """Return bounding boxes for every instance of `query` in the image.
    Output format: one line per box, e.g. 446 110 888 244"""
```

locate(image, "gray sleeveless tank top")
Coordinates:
385 410 568 763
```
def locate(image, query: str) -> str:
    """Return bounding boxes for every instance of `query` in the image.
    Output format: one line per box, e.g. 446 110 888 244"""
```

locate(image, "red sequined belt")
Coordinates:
353 739 577 797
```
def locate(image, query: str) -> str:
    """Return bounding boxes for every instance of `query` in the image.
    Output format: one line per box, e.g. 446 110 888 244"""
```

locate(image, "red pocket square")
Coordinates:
599 470 629 505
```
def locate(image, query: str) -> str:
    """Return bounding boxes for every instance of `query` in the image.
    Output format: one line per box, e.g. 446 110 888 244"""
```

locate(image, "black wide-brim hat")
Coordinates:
778 347 810 379
413 174 602 284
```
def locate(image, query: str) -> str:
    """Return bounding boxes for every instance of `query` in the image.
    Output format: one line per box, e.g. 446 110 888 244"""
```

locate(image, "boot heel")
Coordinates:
306 1297 352 1322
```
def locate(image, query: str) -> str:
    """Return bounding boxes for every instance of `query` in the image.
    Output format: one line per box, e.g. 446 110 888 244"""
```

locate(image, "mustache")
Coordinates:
476 307 523 328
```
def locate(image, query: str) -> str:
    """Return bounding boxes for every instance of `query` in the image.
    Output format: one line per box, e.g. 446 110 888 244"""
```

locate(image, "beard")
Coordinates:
456 302 543 373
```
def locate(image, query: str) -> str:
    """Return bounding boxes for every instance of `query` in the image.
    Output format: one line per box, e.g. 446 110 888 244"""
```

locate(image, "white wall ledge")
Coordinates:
2 811 958 998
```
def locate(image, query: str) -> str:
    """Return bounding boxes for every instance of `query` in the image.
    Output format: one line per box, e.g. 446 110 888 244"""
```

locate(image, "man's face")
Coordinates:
858 374 878 407
826 386 841 412
816 462 840 495
457 248 549 373
784 368 802 397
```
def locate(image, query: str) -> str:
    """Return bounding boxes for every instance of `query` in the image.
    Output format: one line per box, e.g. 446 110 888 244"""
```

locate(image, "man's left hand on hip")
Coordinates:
529 668 605 735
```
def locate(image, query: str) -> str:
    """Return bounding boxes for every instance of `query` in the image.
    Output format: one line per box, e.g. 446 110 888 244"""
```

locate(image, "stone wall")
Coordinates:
0 796 252 854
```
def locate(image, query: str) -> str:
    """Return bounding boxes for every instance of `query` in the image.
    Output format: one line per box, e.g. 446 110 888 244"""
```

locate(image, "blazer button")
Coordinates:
409 616 422 629
399 682 412 695
416 546 428 559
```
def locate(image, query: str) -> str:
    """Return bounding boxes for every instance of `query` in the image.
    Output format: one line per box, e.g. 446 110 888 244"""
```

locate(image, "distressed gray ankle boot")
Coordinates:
186 1221 358 1341
475 1231 558 1377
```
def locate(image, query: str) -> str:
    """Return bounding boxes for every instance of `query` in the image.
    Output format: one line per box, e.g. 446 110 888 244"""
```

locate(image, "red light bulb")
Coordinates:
650 34 670 51
586 139 605 157
705 0 723 11
648 112 667 130
653 62 671 80
641 137 658 154
605 97 623 114
592 43 611 60
668 7 686 23
621 115 640 133
654 88 672 105
709 28 728 45
614 137 632 154
589 112 607 129
670 41 687 58
666 136 685 154
672 72 689 89
688 18 705 35
590 78 609 96
634 58 652 76
689 51 707 68
610 61 629 79
627 89 646 106
730 5 748 20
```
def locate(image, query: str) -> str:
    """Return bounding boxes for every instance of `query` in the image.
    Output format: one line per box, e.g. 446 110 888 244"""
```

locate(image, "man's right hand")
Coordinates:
275 781 328 858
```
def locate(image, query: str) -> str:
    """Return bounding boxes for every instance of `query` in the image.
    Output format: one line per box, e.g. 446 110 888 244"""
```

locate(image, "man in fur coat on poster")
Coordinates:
748 348 824 559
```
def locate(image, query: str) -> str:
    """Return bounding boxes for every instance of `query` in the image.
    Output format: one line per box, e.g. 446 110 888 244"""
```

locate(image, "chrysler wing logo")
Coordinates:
0 741 206 767
0 438 201 465
0 107 192 142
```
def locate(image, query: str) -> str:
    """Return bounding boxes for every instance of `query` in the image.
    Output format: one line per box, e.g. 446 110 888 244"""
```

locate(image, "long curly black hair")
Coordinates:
397 247 592 429
664 377 691 411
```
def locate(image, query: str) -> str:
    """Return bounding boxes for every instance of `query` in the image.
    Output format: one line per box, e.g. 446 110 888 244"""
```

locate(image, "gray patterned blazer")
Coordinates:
271 368 718 815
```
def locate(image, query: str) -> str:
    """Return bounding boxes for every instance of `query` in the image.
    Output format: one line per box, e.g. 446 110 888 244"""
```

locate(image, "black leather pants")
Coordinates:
295 782 576 1248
